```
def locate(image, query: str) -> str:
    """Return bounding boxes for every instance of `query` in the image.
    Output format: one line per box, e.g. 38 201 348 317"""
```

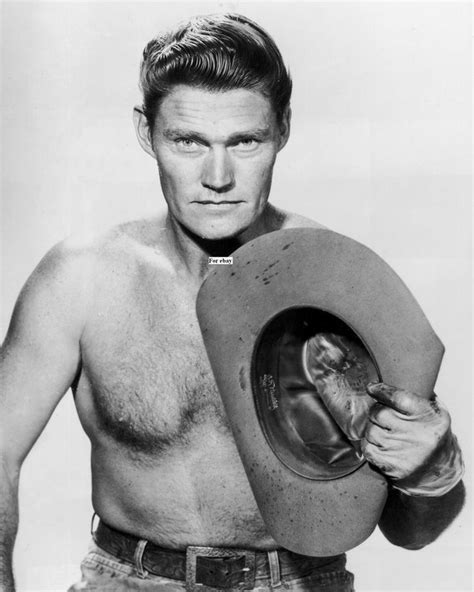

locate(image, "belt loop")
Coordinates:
134 539 149 579
90 512 98 537
267 550 282 588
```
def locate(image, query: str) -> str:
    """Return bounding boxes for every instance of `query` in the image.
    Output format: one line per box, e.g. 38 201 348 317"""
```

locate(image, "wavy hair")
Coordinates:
139 13 292 131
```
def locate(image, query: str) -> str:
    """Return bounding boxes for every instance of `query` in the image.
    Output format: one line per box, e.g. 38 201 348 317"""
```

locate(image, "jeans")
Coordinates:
68 540 355 591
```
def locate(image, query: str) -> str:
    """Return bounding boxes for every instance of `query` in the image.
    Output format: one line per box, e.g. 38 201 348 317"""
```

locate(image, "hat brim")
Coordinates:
196 228 444 555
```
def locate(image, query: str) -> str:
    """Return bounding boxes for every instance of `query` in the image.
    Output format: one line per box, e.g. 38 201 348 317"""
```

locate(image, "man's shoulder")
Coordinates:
277 208 328 231
9 217 172 341
52 215 168 268
27 216 168 300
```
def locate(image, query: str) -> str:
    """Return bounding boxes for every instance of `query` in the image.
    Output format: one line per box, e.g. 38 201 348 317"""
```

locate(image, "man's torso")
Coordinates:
71 211 322 550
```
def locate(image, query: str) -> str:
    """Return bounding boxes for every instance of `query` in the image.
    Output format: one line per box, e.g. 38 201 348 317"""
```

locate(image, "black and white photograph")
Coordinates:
0 2 471 591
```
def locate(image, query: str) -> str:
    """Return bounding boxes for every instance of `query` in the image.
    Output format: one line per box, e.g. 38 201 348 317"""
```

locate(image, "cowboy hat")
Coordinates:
196 228 444 555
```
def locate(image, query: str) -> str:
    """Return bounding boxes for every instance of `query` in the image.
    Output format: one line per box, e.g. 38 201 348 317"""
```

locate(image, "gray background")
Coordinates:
1 1 471 590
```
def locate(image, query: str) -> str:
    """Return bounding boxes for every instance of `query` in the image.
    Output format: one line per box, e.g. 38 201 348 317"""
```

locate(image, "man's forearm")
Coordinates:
0 460 19 592
378 479 465 550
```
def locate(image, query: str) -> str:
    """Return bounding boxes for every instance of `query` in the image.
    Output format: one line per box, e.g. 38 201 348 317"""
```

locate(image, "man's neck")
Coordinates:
164 204 285 282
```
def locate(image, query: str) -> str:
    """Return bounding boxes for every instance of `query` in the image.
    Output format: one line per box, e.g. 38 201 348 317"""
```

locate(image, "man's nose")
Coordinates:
201 147 235 193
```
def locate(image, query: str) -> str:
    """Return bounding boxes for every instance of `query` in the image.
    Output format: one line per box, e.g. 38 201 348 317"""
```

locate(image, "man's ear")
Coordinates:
277 105 292 152
133 106 156 159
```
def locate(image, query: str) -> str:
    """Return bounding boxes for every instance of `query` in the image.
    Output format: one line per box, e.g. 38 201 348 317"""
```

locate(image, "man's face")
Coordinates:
138 85 289 240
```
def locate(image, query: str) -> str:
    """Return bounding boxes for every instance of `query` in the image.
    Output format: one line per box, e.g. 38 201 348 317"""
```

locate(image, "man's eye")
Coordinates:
176 138 199 151
236 139 260 151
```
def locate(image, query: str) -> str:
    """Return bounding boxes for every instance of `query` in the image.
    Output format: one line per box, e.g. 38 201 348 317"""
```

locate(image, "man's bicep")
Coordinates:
0 243 89 467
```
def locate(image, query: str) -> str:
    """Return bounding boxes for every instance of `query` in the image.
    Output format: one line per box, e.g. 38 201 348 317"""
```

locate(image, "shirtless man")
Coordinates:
0 13 465 592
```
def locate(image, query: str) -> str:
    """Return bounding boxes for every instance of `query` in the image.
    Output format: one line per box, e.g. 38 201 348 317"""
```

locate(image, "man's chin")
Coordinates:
178 222 252 256
175 208 266 246
198 229 244 241
191 221 251 243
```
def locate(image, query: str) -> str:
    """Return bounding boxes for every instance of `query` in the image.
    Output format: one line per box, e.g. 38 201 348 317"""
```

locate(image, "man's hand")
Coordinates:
304 333 376 442
305 333 464 496
362 383 463 495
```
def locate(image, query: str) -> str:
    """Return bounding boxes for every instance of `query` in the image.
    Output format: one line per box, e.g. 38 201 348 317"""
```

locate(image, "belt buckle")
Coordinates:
185 546 256 592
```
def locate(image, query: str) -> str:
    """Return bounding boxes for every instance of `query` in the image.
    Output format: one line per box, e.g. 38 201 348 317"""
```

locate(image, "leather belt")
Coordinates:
94 520 265 590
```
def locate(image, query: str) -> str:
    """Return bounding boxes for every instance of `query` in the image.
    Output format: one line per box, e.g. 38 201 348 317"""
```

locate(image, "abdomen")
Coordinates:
89 421 276 549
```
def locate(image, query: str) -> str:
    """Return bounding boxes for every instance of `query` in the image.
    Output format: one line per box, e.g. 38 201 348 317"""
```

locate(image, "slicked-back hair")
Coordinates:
139 13 292 133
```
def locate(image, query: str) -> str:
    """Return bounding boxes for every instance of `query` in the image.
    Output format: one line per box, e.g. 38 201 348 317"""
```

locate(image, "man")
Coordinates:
0 13 465 592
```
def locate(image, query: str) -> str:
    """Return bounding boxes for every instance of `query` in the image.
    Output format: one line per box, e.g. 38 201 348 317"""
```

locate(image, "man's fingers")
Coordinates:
366 382 426 416
363 425 387 449
368 403 394 431
360 441 405 479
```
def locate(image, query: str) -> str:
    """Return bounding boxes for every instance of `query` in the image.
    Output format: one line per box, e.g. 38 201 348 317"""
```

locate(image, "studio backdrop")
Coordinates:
1 2 471 591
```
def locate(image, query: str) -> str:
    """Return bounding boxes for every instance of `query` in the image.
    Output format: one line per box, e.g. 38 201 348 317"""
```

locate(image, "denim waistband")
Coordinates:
93 517 347 586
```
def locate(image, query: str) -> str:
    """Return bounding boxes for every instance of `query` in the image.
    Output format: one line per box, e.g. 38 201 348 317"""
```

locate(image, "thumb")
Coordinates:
366 382 427 416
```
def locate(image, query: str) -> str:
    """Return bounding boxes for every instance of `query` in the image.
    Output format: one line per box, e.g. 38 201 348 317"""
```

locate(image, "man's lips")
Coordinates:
194 200 243 205
193 200 245 211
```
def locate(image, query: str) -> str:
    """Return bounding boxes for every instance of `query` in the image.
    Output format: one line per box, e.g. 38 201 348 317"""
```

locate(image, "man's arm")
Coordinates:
0 241 90 592
304 336 465 550
378 480 465 550
362 383 465 549
0 461 19 592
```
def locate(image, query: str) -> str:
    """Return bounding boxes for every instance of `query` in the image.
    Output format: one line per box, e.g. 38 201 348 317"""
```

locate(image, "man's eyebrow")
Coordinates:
162 128 203 141
161 127 273 142
227 128 273 142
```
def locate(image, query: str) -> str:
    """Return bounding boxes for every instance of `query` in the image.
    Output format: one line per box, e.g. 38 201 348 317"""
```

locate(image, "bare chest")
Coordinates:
77 268 229 454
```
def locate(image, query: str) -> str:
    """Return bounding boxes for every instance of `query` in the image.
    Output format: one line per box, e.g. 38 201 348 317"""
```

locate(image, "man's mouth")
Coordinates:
194 200 244 208
196 200 243 205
